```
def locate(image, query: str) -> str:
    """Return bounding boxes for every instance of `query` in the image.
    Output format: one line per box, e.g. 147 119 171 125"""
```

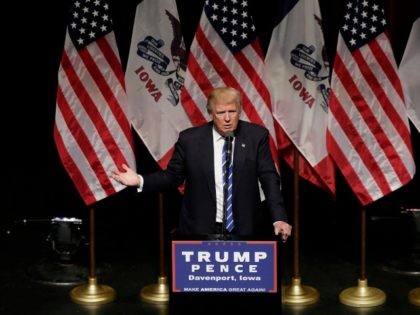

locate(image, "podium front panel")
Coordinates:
169 234 282 314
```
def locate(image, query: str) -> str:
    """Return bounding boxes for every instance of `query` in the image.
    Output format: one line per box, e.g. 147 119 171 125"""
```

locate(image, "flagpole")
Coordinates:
283 148 319 305
339 206 386 307
140 192 169 303
70 207 116 305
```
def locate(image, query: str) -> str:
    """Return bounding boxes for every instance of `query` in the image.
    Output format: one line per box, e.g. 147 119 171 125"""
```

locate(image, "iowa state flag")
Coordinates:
399 5 420 133
264 0 335 195
125 0 191 169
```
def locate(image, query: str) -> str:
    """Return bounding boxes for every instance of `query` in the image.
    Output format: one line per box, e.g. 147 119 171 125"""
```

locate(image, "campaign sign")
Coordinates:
171 240 277 293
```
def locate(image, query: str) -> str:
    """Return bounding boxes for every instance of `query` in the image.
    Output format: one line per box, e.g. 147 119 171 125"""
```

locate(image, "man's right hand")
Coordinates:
110 164 141 187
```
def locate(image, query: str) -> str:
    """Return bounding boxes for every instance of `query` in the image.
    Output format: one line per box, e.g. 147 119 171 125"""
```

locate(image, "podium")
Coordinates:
169 233 282 314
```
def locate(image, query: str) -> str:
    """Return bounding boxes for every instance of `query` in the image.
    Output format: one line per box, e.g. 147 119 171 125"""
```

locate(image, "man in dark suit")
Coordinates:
110 87 291 242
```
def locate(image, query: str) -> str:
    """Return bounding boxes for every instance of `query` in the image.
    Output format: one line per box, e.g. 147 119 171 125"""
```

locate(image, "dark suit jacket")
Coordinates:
142 120 288 235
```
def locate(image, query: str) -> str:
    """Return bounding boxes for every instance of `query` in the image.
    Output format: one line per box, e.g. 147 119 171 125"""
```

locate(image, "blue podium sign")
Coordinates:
171 240 277 293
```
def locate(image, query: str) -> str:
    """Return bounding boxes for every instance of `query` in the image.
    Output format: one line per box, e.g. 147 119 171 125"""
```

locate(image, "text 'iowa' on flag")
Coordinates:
264 0 335 195
125 0 191 170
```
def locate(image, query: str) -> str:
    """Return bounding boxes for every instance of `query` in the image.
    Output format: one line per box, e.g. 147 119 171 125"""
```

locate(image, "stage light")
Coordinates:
47 217 83 263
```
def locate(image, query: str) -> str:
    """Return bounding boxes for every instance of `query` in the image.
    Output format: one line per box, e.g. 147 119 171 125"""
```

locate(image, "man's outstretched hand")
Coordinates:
110 164 140 187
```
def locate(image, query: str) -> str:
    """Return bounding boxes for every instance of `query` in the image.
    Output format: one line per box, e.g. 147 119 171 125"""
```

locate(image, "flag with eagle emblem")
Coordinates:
125 0 191 169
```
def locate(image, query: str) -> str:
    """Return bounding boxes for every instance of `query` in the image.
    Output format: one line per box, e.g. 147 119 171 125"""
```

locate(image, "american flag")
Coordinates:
327 0 415 205
181 0 280 168
54 0 136 205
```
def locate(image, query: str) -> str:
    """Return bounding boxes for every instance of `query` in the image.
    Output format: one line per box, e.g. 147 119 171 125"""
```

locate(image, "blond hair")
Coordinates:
206 87 242 113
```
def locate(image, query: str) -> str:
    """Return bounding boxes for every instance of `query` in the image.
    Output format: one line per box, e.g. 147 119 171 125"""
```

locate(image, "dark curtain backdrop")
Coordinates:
4 0 419 253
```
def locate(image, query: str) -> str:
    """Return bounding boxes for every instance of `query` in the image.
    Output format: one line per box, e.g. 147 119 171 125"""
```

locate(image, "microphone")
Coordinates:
225 131 234 160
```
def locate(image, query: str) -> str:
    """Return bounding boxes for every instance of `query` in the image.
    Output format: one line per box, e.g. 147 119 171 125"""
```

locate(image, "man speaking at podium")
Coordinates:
111 86 291 242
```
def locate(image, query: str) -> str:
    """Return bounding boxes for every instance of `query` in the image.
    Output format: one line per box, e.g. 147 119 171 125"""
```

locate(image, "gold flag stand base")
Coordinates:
339 279 386 307
283 277 319 305
409 287 420 306
140 276 169 304
70 277 116 305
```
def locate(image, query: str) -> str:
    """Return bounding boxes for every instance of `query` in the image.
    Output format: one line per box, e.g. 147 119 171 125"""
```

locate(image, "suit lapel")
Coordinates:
233 122 247 195
201 123 216 203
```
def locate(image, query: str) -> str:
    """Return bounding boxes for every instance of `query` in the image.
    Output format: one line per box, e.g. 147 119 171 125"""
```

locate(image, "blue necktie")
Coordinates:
222 139 234 232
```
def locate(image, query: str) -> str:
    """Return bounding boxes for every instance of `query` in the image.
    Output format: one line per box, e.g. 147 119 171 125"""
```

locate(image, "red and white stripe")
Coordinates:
181 15 280 168
54 32 136 205
327 32 415 205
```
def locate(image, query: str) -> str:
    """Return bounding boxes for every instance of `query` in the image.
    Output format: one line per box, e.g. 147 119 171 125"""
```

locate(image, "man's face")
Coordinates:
210 101 240 136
